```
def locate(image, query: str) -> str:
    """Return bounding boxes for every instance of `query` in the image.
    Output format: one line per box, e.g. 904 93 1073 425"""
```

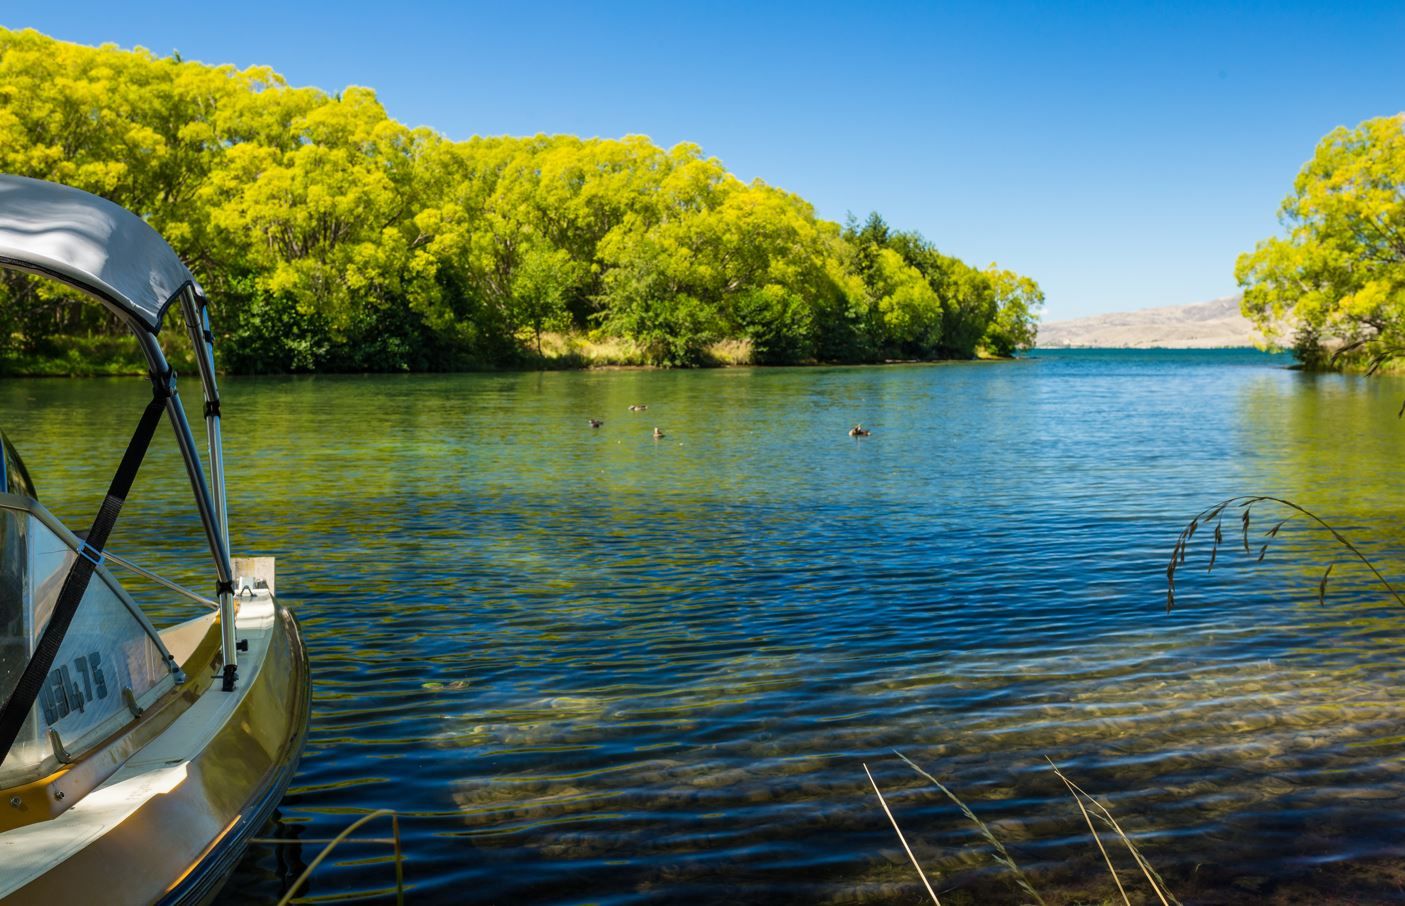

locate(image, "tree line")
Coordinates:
0 28 1042 372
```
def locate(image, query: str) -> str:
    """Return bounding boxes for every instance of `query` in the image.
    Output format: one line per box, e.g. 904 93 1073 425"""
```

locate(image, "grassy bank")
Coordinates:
5 331 1014 377
2 335 155 377
0 332 754 376
0 333 200 377
525 333 757 369
1293 344 1405 377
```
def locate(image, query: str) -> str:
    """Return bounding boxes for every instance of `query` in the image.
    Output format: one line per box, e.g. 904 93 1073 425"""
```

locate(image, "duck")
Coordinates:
629 404 648 411
588 418 603 428
848 424 871 437
653 427 666 439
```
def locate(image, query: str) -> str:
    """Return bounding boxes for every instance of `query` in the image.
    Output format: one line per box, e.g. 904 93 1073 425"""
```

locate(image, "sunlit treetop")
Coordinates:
0 27 1041 371
1237 114 1405 366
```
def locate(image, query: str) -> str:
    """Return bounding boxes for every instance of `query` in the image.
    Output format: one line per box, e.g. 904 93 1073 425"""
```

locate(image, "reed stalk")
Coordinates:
1167 495 1404 613
894 751 1046 906
1046 759 1179 906
870 753 1179 906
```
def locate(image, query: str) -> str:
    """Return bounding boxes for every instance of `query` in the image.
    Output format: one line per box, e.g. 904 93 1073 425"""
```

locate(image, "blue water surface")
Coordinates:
6 348 1405 904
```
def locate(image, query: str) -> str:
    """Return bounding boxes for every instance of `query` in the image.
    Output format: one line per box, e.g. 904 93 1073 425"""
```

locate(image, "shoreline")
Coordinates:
0 354 1020 379
0 332 1022 378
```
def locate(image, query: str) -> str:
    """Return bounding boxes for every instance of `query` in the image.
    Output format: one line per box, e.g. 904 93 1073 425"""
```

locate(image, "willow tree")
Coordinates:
1237 115 1405 369
0 28 314 350
0 27 1044 372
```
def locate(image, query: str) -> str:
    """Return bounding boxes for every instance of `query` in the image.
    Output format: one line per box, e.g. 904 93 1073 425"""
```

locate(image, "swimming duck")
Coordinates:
848 424 871 437
653 427 666 439
629 404 648 411
588 418 603 428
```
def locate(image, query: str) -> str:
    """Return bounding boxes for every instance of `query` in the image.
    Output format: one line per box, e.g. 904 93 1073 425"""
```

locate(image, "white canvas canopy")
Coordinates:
0 174 202 333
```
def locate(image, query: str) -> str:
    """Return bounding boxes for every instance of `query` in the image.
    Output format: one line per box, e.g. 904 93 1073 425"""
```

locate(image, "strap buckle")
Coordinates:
75 539 105 569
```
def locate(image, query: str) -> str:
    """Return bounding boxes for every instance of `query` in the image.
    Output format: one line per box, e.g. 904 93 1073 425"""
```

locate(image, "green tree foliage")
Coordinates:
0 28 1041 370
982 268 1045 356
511 245 582 356
847 216 1042 359
1237 114 1405 369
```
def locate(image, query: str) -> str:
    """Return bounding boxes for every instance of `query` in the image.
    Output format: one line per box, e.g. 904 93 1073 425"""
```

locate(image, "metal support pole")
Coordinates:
166 391 238 688
134 328 238 687
179 288 229 563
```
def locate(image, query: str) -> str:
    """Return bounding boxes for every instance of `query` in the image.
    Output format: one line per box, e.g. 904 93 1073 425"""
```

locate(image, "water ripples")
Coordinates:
5 349 1405 903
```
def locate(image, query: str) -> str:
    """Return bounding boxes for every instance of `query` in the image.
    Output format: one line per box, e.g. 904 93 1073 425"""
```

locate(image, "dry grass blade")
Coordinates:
1048 762 1129 906
894 751 1047 906
863 763 941 905
1046 760 1180 906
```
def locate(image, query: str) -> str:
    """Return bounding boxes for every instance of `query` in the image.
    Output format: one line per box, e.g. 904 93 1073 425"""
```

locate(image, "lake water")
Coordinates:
5 349 1405 904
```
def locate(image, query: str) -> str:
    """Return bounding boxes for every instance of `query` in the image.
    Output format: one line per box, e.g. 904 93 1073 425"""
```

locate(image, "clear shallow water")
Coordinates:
5 348 1405 904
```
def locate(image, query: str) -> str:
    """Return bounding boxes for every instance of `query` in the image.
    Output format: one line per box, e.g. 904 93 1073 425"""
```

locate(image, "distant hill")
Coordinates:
1037 295 1281 349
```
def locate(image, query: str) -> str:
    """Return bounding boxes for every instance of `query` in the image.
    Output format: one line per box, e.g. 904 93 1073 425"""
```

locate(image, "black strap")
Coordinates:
0 387 169 761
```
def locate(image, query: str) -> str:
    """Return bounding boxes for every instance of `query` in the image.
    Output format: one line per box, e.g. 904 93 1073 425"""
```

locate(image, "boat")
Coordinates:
0 175 310 904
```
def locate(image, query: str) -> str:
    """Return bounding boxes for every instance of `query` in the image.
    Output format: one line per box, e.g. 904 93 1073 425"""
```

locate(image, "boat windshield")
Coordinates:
0 476 176 786
0 494 179 786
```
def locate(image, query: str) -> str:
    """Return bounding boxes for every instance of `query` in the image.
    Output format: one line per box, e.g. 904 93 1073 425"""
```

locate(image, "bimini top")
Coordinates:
0 174 202 333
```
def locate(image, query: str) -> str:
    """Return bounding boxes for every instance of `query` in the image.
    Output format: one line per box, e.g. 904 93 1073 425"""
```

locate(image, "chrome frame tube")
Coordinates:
101 550 221 611
178 287 229 562
133 328 238 679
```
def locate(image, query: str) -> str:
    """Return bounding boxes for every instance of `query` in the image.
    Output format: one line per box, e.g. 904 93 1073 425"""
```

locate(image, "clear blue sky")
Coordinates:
5 1 1404 320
